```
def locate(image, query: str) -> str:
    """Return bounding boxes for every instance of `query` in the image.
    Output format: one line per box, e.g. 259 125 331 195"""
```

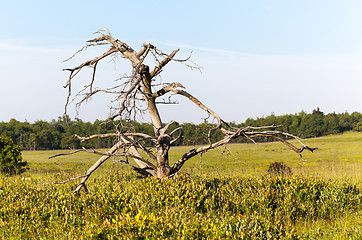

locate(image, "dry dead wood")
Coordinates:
52 30 317 194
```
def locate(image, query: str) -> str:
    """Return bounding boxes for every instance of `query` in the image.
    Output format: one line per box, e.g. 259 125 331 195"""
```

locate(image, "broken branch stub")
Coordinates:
53 30 317 194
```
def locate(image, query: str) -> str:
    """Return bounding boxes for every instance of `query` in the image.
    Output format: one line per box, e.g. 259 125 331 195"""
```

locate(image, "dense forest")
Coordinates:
1 109 362 150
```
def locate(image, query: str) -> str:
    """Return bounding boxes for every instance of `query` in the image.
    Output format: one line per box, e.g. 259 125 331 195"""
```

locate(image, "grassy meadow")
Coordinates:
1 132 361 239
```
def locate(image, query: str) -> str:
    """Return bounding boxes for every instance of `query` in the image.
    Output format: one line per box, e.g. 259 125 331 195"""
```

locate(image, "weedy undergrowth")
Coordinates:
0 172 361 239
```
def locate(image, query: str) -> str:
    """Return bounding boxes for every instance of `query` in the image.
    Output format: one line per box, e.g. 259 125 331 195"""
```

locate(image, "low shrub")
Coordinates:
267 161 293 176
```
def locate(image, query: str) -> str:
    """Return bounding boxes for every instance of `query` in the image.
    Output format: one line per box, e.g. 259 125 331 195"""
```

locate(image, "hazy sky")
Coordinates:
1 0 362 124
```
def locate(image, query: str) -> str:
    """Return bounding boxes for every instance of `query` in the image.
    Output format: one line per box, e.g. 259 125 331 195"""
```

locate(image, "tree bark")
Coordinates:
55 30 317 193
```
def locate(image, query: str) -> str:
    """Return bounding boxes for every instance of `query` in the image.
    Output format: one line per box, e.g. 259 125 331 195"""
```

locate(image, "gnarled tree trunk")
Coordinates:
51 30 317 194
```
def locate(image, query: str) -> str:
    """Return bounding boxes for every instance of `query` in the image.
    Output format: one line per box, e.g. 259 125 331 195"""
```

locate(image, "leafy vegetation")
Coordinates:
1 109 362 150
0 173 360 239
0 136 28 176
0 132 360 238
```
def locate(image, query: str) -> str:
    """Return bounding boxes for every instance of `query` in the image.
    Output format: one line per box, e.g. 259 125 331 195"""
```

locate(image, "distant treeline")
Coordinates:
1 108 362 150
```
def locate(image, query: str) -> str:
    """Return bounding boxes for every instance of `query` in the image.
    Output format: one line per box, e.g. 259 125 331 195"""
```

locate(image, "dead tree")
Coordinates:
52 30 317 194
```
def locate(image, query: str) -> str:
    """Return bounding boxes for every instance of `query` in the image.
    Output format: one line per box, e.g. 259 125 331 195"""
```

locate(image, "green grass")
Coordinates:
22 131 362 180
2 131 361 239
171 131 362 181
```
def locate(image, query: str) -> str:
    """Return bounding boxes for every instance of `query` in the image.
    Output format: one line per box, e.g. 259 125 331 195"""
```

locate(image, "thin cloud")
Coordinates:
159 41 258 58
0 41 69 55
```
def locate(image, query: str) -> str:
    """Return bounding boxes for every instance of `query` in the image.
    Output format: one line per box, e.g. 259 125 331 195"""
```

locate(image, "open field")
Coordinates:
1 132 361 239
22 131 362 181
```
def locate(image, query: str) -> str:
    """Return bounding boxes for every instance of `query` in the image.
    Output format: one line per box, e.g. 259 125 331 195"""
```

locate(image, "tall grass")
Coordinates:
0 173 361 239
1 131 361 239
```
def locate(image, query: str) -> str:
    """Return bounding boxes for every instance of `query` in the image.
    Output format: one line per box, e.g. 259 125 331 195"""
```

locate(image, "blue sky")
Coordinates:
1 0 362 123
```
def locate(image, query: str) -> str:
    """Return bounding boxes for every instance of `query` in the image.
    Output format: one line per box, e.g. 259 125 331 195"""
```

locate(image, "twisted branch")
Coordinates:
56 30 317 193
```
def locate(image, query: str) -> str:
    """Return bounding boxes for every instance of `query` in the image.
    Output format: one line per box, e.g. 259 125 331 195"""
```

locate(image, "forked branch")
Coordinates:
171 128 317 173
55 30 317 194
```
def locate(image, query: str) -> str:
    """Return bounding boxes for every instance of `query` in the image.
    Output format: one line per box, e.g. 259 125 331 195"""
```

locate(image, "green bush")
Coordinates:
0 136 28 176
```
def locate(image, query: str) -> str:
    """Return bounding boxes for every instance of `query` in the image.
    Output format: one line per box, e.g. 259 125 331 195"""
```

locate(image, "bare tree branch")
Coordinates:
56 30 317 193
171 129 316 173
150 49 180 78
53 175 88 185
74 132 154 142
49 146 156 169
